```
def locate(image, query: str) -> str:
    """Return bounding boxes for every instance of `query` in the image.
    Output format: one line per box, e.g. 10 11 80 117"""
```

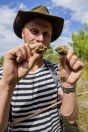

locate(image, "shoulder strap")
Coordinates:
44 60 58 87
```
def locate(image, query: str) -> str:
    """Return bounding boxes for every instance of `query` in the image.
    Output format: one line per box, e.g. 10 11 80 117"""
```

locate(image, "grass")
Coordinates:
76 70 88 132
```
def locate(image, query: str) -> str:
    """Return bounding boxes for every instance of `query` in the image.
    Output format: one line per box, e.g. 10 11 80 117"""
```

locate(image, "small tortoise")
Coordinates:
55 45 68 55
28 43 47 54
34 45 47 54
55 45 68 81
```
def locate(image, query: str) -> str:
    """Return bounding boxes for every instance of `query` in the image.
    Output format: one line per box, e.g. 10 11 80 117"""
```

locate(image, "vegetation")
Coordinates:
69 23 88 61
0 56 3 67
44 46 58 63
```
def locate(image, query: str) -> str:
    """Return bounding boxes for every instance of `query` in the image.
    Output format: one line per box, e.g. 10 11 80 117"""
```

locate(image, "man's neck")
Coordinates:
29 57 44 72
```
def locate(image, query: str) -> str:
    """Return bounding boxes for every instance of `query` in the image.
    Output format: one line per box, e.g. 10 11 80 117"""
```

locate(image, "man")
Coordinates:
0 5 83 132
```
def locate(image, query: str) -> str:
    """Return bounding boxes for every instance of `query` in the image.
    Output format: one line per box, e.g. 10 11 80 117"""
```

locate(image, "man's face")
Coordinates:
22 18 53 47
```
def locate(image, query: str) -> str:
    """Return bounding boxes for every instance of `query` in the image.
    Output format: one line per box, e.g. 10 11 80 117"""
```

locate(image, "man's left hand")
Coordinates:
58 50 84 86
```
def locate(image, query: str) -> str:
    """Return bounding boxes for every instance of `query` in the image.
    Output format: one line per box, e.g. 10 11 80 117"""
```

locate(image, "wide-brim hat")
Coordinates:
13 5 64 42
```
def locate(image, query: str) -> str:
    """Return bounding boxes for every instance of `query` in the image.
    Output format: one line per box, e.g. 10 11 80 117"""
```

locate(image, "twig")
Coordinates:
9 91 88 127
9 100 62 127
77 91 88 96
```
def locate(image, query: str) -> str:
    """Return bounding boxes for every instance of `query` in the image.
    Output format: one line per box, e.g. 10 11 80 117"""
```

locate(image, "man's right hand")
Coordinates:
1 43 41 91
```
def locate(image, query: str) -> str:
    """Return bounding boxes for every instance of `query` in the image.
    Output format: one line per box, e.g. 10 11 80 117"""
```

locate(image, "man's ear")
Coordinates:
21 30 26 43
21 29 25 39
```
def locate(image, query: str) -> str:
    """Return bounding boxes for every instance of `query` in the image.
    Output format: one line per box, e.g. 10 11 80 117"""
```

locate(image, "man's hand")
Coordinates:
58 49 84 87
1 43 41 90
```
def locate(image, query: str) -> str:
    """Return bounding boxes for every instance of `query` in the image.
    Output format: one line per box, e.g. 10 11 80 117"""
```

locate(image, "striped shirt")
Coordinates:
0 60 62 132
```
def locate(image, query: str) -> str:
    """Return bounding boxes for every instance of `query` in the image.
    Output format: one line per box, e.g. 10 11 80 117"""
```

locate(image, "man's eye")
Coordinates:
31 30 38 34
43 32 48 36
43 32 51 37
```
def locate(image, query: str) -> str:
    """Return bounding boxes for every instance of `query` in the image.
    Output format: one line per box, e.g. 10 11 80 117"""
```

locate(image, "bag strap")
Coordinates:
44 60 65 131
44 60 58 87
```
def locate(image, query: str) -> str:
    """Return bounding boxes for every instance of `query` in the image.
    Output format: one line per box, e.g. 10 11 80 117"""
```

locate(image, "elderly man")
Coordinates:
0 5 83 132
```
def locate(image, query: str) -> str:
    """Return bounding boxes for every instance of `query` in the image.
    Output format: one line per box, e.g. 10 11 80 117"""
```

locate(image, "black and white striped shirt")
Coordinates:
0 61 62 132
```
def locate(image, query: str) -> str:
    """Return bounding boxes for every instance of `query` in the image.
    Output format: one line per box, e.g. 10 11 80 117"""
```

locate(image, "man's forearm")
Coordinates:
61 92 79 123
0 80 14 132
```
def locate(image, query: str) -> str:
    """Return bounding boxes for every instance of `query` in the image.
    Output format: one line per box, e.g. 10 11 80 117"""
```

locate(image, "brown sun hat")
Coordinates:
13 5 64 42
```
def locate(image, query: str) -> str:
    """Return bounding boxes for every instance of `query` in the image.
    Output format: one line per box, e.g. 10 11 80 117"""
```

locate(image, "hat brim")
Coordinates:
13 11 64 42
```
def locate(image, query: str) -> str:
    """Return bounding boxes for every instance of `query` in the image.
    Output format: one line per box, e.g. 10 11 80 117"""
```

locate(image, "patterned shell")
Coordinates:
55 45 68 55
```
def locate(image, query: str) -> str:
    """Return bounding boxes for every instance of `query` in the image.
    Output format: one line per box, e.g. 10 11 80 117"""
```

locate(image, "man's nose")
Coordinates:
37 34 44 42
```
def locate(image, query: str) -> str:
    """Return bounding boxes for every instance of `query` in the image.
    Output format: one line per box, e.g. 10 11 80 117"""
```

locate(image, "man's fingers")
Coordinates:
16 46 28 63
66 50 84 71
66 49 74 62
4 43 42 72
24 44 32 58
4 44 31 63
59 55 66 67
59 49 73 68
14 46 28 63
69 55 78 68
72 60 84 71
28 53 40 70
66 70 83 84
